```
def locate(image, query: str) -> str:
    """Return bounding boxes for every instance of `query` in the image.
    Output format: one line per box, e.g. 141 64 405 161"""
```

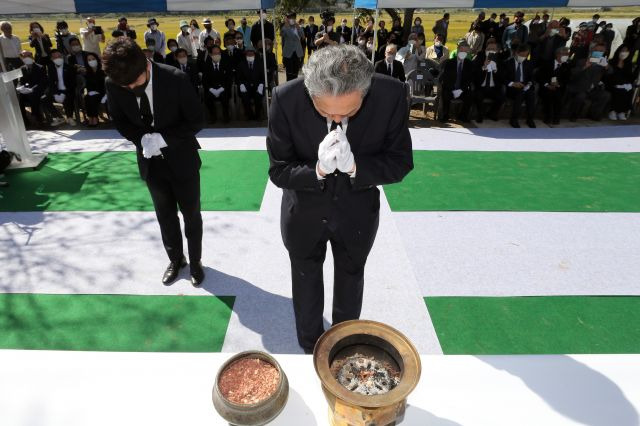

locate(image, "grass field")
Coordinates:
3 7 640 65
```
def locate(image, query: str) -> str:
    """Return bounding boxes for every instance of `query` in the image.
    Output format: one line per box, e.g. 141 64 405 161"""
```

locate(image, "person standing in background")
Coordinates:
54 20 75 56
29 22 52 65
281 12 305 81
188 19 201 55
237 17 252 49
112 17 137 39
0 21 22 70
411 17 424 35
199 18 220 50
177 21 195 58
79 17 104 57
432 13 449 44
305 16 319 58
251 9 275 51
145 18 166 58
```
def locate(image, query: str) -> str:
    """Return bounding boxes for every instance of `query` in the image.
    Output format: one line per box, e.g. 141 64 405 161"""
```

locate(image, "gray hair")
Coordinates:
302 44 374 98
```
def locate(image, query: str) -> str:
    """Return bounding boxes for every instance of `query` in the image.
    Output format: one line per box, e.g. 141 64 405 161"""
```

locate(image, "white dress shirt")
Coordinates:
0 34 21 58
55 65 66 91
136 62 154 126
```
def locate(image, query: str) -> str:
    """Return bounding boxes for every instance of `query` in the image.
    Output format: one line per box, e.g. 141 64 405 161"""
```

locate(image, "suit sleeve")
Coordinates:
267 88 323 192
397 61 406 82
105 81 145 150
351 85 413 189
158 72 204 143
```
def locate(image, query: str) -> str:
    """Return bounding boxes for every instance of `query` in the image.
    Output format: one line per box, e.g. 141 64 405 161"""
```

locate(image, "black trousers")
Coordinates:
84 92 102 118
440 88 472 121
610 88 633 113
539 86 565 121
204 90 230 122
474 85 504 120
289 228 371 351
567 87 611 120
283 52 299 82
239 89 263 120
145 157 203 264
506 86 536 120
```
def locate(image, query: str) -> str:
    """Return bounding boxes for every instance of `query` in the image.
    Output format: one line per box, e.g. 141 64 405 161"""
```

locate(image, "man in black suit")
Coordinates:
432 13 450 44
336 18 352 44
236 47 265 120
202 45 232 123
16 50 57 128
439 41 473 123
472 39 504 122
266 45 413 353
502 43 536 128
47 49 77 125
537 46 571 124
305 16 319 57
173 48 200 93
315 17 340 49
374 44 405 82
251 9 275 50
103 38 205 286
565 43 611 121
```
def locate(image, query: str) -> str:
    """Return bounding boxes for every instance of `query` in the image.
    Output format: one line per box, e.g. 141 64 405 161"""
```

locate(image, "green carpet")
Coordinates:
425 296 640 355
0 151 269 211
385 151 640 212
0 293 234 352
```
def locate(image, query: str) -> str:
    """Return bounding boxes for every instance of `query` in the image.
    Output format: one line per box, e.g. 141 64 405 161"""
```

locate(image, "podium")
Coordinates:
0 68 47 170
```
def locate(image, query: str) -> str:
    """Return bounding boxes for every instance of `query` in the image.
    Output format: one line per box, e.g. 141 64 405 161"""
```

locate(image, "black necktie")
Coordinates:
517 62 523 82
387 63 391 75
330 121 341 131
181 64 186 72
139 91 153 131
455 60 463 89
249 62 253 71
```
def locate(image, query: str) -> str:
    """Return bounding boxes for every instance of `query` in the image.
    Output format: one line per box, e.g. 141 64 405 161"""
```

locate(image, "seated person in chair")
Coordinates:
47 49 77 126
439 40 473 123
235 47 265 121
502 43 536 128
472 38 504 122
202 45 232 123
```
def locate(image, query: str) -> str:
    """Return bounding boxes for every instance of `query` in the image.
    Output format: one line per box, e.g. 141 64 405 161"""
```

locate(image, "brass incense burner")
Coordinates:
313 320 421 426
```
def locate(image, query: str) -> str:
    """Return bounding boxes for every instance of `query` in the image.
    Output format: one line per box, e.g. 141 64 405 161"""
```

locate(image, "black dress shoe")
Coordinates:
527 119 536 128
163 257 187 285
510 119 520 128
190 261 205 287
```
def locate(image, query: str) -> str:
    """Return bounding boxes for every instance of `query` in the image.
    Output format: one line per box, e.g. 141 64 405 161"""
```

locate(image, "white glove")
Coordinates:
239 84 247 93
151 132 168 149
217 87 225 95
140 133 167 158
257 84 264 95
88 91 99 96
17 86 33 95
101 95 107 104
335 128 355 174
209 87 217 96
452 89 463 99
317 131 340 175
625 84 633 91
54 93 66 103
523 83 531 92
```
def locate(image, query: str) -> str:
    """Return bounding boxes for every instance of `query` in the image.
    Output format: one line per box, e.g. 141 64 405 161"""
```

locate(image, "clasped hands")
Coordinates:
317 127 355 177
141 133 168 159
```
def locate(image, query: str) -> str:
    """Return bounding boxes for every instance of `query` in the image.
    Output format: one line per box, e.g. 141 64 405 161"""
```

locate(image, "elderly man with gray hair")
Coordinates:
267 44 413 353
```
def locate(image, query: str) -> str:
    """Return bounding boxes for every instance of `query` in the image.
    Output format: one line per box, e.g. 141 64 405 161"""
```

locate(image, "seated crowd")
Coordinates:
1 10 639 129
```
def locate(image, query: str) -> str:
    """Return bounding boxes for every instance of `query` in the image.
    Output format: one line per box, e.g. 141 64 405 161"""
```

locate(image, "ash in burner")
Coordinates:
332 353 401 395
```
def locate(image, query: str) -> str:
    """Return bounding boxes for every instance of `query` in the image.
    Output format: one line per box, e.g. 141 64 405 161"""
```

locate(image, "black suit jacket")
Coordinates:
266 75 413 259
305 24 319 48
105 62 204 182
374 59 405 82
202 57 233 91
236 59 265 90
472 51 502 88
19 64 48 95
336 25 352 43
47 63 77 94
174 59 200 91
536 60 571 89
440 57 473 91
502 57 534 86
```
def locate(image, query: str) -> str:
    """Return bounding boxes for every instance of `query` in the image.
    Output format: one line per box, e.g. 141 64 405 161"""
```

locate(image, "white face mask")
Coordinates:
560 55 569 63
22 57 34 65
32 27 42 34
88 23 94 29
247 56 255 63
434 41 442 47
415 21 421 25
326 26 333 32
385 54 394 63
178 57 188 65
619 52 630 59
486 50 496 55
60 29 69 35
212 54 221 62
366 43 373 49
457 51 468 60
516 55 526 63
181 26 189 33
151 24 158 31
53 57 64 66
290 19 296 26
88 60 98 68
550 28 559 36
169 46 177 52
408 40 416 45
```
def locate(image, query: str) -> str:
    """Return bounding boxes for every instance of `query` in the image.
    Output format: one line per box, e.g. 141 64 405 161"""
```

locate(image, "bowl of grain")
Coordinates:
212 351 289 426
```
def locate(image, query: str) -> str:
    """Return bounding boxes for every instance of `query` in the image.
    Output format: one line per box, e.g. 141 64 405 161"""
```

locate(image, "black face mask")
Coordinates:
129 73 149 97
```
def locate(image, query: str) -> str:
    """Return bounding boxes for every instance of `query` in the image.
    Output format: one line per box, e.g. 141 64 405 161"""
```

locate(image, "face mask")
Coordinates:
408 40 416 45
550 28 559 36
327 26 333 32
486 50 496 55
212 54 221 62
591 51 604 58
178 57 188 65
71 45 81 53
227 45 234 51
516 55 526 63
457 51 467 60
53 58 64 66
32 27 42 34
247 56 255 63
181 26 189 33
88 60 98 68
415 21 421 25
261 13 268 19
289 19 296 26
593 18 598 23
191 25 196 30
358 40 365 46
88 23 94 29
434 41 442 47
366 43 373 49
150 25 158 31
22 57 34 65
342 22 347 27
560 55 569 63
60 29 69 35
620 52 630 59
490 18 495 22
169 46 177 52
385 55 394 63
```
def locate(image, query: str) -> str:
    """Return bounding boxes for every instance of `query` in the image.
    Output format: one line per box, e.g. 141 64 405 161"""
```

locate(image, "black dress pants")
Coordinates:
145 157 203 264
474 85 504 120
506 86 536 120
539 86 565 121
283 52 299 82
288 228 371 351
